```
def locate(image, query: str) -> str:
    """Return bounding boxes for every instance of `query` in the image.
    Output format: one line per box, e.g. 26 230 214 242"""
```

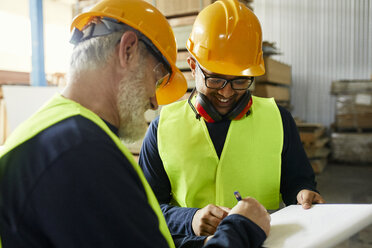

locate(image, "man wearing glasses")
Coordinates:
139 0 325 246
0 0 272 247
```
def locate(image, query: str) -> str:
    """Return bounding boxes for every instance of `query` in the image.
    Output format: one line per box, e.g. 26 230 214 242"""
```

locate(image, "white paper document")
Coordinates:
263 204 372 248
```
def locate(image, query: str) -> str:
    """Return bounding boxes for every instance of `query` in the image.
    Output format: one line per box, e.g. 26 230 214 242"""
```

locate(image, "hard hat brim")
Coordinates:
192 52 266 77
156 67 188 105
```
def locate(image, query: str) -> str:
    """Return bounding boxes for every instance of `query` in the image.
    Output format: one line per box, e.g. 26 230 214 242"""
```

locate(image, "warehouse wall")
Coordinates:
254 0 372 126
0 0 73 73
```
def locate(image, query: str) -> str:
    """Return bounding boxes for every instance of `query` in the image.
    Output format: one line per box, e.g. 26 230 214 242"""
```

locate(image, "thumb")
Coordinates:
297 190 313 209
302 200 312 209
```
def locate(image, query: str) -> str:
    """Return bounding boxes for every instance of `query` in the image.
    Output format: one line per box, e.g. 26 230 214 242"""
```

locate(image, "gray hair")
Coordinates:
68 24 148 78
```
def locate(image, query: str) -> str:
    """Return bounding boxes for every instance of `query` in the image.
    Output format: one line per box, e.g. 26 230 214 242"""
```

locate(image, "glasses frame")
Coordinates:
196 63 254 90
139 36 172 76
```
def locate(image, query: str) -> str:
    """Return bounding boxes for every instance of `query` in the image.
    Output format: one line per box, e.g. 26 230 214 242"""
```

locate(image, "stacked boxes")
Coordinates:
253 57 292 110
296 122 330 174
331 80 372 131
330 80 372 163
145 0 253 17
331 133 372 164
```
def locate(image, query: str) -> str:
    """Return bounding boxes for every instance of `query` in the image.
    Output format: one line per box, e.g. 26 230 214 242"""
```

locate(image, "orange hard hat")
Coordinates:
186 0 265 77
70 0 187 105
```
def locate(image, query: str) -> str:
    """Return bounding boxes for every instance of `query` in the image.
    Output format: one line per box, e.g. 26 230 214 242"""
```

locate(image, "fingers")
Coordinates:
198 221 218 236
229 197 271 236
210 205 229 219
297 190 325 209
202 205 228 235
201 215 223 232
297 190 314 209
314 193 326 204
192 204 228 236
218 206 231 214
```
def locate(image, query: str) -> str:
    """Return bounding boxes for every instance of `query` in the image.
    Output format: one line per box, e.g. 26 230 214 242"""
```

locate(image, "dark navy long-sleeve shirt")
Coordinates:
0 115 266 248
139 104 317 245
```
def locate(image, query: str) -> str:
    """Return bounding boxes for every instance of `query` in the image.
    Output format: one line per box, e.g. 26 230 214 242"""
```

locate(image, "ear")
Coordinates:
118 31 139 68
187 56 197 78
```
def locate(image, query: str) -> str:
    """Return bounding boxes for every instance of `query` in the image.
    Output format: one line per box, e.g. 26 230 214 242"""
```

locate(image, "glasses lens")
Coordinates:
154 63 171 89
231 78 252 90
206 78 226 89
156 73 171 89
198 62 253 90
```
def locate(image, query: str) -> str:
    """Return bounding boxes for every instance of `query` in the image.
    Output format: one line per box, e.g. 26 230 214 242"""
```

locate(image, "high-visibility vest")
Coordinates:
158 96 283 210
0 94 175 248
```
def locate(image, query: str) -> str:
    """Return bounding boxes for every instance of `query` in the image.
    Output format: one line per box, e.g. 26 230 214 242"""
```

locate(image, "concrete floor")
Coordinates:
316 162 372 248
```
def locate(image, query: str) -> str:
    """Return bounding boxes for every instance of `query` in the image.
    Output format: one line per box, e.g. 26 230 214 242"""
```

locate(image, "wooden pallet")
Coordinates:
296 122 329 173
310 158 327 174
297 123 326 146
305 146 330 158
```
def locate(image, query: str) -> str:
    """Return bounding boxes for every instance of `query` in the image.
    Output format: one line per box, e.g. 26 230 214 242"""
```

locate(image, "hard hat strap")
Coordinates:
70 17 125 45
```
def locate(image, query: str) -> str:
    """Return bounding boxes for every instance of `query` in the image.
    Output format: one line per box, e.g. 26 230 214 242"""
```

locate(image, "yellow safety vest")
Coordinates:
0 94 175 248
158 96 283 210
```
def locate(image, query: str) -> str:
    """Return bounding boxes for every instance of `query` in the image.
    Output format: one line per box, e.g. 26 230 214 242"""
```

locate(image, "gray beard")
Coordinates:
116 67 150 143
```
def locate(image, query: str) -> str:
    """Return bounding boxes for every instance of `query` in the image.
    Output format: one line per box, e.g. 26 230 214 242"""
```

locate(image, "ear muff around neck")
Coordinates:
225 90 252 120
187 88 252 123
195 93 223 123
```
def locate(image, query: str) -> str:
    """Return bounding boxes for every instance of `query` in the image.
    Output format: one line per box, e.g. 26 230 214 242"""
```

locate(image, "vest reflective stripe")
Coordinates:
158 96 283 210
0 94 174 248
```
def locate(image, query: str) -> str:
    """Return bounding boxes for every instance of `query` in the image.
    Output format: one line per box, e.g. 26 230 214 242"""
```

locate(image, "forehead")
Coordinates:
197 63 243 80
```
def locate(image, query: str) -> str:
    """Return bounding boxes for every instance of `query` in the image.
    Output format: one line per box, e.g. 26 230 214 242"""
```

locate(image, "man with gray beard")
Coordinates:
0 0 271 248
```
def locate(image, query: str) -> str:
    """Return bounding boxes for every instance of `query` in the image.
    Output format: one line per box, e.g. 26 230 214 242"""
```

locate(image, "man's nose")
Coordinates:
150 96 158 110
217 82 235 98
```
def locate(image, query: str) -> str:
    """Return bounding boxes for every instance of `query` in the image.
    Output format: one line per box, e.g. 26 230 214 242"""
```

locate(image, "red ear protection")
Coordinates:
188 88 252 123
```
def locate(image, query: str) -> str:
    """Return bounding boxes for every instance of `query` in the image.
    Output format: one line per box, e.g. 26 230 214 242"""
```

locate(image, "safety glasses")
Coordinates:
196 63 253 90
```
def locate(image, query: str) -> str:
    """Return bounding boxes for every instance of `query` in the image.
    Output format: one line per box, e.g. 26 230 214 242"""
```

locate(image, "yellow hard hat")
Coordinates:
186 0 265 76
70 0 187 105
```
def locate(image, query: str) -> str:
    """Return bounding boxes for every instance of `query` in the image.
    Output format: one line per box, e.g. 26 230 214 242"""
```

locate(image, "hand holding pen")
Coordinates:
234 191 242 201
229 191 271 236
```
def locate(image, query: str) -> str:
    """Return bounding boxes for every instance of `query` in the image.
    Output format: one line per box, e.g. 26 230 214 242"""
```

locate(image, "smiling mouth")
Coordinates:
216 96 232 104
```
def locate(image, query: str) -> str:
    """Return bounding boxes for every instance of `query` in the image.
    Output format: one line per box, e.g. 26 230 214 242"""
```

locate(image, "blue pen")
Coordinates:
234 191 242 201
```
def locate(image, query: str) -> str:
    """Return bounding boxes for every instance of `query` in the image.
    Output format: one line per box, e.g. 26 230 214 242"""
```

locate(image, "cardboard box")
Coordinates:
305 147 330 159
331 81 372 130
310 158 327 174
253 84 290 101
146 0 253 17
168 15 197 27
182 71 193 81
331 133 372 163
177 50 191 61
145 0 214 17
172 25 193 50
182 71 195 89
335 113 372 129
256 57 291 85
331 80 372 94
297 123 326 145
176 50 191 70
